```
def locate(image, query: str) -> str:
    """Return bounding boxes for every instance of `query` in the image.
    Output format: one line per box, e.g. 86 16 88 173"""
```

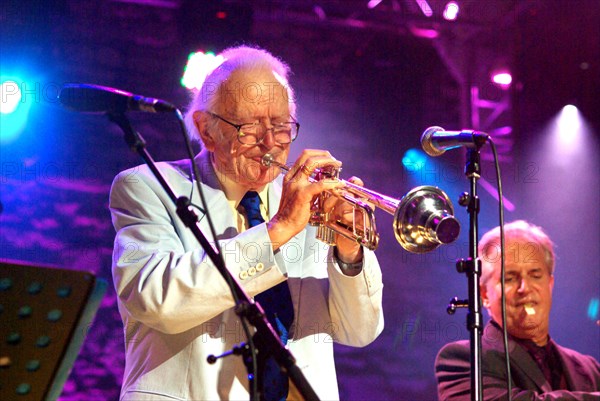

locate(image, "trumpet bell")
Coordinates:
394 186 460 254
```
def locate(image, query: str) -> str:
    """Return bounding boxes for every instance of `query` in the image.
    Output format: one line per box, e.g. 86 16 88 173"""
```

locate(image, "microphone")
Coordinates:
59 83 176 113
421 126 489 157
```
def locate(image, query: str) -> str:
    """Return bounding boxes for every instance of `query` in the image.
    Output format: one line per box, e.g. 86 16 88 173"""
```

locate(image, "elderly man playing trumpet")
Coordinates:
110 45 384 401
435 220 600 400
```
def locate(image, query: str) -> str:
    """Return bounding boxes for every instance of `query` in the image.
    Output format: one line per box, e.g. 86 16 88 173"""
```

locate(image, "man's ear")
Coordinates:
481 282 490 308
193 110 216 151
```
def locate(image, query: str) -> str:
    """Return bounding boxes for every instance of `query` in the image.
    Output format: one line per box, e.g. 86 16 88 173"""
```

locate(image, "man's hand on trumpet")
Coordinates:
266 149 367 276
324 176 366 276
267 149 344 250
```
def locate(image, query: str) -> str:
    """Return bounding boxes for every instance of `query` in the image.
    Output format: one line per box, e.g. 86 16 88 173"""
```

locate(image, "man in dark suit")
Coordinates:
435 220 600 400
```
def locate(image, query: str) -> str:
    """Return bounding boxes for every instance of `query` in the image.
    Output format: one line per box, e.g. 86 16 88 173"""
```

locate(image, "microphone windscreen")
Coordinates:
59 84 130 113
420 126 445 157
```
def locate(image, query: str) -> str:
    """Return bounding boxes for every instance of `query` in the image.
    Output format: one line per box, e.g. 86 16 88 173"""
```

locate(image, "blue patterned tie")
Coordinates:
239 191 294 401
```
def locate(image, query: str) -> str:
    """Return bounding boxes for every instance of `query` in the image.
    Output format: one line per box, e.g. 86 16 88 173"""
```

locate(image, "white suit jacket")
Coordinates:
110 150 384 401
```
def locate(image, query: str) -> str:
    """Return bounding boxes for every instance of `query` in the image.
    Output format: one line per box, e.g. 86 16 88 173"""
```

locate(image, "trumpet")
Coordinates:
262 154 460 253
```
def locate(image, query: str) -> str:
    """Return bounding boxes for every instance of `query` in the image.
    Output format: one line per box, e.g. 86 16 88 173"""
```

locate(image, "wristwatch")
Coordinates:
334 248 363 271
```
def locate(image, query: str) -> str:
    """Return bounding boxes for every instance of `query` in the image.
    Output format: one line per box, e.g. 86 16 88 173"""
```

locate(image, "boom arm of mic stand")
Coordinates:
108 112 320 401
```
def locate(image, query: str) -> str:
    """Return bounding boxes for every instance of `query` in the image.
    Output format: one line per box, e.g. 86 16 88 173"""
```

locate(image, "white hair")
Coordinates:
479 220 556 285
183 45 296 143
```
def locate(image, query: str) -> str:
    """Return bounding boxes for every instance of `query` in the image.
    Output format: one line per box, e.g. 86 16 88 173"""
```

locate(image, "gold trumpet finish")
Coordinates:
261 154 460 253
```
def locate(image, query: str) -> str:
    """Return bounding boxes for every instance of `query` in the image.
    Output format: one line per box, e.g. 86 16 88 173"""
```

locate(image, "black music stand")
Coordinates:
0 259 107 401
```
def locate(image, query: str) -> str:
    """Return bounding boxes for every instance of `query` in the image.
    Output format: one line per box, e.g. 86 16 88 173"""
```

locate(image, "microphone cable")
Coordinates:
488 139 512 401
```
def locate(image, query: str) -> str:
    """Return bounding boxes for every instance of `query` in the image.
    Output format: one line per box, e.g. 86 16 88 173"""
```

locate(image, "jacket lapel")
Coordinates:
483 323 553 392
188 150 237 235
554 342 590 391
510 340 553 392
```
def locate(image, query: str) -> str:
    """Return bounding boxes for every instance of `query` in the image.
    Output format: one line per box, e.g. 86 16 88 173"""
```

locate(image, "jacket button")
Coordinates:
255 262 264 272
239 271 249 280
248 267 257 276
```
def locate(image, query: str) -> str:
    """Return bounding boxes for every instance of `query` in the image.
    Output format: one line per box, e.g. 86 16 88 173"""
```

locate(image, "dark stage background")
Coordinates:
1 1 598 400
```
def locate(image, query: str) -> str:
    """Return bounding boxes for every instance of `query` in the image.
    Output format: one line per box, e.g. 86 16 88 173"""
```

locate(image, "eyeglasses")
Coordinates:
208 112 300 145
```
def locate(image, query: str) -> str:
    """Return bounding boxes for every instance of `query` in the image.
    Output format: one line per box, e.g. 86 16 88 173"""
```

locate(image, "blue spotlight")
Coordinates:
1 80 22 114
588 298 599 321
0 77 32 144
402 148 428 172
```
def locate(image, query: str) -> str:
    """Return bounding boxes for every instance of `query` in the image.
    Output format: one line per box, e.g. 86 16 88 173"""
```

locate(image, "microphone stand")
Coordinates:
449 148 484 401
108 112 319 401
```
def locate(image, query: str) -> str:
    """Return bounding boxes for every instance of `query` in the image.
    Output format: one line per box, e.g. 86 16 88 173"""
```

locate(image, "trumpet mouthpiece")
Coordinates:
261 153 288 171
261 153 275 167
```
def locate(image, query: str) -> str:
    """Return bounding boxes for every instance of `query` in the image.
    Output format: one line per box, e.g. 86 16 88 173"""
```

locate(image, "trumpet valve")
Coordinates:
316 226 336 246
313 165 340 181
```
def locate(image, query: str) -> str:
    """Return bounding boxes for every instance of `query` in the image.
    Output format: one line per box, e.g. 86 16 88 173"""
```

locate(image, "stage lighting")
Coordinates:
0 78 32 145
402 148 427 172
588 298 599 321
543 103 590 161
561 104 578 116
181 51 225 90
415 0 433 17
367 0 383 9
557 104 582 139
443 2 459 21
409 26 439 39
491 71 512 88
1 80 22 114
0 105 30 144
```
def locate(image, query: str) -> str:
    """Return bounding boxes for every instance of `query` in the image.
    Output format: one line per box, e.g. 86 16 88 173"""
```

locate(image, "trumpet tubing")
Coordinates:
261 154 460 252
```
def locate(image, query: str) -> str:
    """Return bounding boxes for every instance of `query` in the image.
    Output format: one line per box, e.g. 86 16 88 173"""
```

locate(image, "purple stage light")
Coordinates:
443 2 459 21
367 0 383 9
416 0 433 17
491 71 512 88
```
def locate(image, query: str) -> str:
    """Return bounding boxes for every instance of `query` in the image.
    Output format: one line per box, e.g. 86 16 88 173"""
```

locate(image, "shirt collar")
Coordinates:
490 319 552 349
208 152 269 208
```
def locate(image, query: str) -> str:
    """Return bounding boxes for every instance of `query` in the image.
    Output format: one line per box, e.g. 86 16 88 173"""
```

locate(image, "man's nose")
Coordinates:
517 277 531 293
260 128 276 148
